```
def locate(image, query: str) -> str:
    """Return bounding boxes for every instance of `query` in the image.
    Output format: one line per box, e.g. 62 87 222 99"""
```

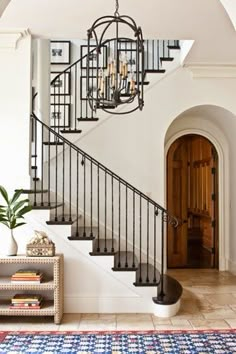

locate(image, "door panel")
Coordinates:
167 138 188 267
167 135 218 268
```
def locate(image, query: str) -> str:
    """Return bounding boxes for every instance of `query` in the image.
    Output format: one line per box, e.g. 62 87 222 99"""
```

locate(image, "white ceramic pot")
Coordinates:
1 227 18 256
6 230 18 256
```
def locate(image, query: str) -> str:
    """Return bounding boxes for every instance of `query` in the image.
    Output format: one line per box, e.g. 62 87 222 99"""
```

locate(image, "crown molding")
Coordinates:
183 63 236 78
0 28 30 49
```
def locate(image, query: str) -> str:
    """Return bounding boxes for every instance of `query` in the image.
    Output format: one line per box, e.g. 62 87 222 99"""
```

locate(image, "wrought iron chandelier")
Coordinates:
86 0 144 114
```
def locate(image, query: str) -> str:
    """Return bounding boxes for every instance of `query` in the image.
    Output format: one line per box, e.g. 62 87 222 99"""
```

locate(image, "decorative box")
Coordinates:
26 243 55 257
26 230 55 257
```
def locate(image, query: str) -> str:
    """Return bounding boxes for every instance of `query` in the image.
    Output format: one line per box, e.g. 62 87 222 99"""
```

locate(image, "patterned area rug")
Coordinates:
0 330 235 353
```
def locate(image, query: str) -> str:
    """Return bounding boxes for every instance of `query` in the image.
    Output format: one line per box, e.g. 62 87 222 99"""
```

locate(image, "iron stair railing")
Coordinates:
31 108 178 302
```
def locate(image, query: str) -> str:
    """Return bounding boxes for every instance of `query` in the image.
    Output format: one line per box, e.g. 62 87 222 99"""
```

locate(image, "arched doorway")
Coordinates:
167 134 218 268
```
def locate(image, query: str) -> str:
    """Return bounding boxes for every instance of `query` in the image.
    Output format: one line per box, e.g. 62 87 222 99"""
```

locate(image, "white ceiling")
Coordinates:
0 0 236 64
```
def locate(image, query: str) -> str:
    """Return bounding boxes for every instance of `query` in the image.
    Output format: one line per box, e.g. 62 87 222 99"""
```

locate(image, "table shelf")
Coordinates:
0 255 63 324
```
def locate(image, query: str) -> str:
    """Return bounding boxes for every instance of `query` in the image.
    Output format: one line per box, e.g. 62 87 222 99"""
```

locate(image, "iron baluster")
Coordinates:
69 146 72 221
53 84 56 133
159 210 165 300
152 39 154 71
111 175 114 252
75 65 77 130
132 190 135 268
33 118 37 206
118 179 121 267
83 155 86 236
97 165 100 252
90 159 93 237
104 170 107 252
47 128 51 206
55 134 58 221
125 184 128 267
79 63 83 120
69 67 72 129
153 207 157 282
41 125 44 206
91 75 94 119
139 194 142 282
58 70 61 134
63 74 66 128
146 200 149 283
62 142 65 221
76 152 79 236
86 80 88 119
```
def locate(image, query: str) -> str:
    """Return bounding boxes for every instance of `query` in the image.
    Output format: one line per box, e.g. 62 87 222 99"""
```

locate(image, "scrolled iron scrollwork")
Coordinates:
162 212 179 227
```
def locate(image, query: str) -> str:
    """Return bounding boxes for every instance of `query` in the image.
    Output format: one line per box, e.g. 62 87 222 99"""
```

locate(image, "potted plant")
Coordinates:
0 186 32 256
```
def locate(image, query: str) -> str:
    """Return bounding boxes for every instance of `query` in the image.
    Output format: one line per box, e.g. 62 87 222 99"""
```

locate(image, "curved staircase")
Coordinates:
27 38 182 317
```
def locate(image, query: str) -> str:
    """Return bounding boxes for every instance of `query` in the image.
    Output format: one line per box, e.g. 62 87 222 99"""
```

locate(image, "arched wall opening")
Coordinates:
164 105 232 271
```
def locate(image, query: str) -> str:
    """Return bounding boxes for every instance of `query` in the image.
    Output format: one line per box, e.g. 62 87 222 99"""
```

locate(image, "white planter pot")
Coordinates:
0 226 18 256
6 230 18 256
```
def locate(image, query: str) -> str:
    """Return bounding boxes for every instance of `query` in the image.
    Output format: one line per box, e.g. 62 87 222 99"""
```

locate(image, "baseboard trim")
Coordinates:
64 295 154 313
228 259 236 275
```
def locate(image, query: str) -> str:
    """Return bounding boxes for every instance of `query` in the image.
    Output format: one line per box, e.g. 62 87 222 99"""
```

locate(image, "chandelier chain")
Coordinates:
114 0 120 16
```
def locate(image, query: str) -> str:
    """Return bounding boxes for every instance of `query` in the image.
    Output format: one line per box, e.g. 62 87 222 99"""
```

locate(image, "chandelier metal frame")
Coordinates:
86 0 145 115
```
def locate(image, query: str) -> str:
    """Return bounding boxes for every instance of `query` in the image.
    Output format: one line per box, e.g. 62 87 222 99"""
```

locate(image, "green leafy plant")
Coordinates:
0 186 32 230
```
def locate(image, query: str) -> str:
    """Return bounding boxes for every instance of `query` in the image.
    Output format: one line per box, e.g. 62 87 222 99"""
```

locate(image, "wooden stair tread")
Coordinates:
113 251 138 271
167 45 180 50
135 81 150 85
43 141 64 146
145 69 165 73
31 202 63 210
68 235 95 241
160 57 174 62
153 274 183 305
99 105 116 109
90 239 116 255
68 227 97 240
46 214 78 225
77 118 99 122
17 189 48 194
71 226 98 237
60 129 82 134
134 263 160 286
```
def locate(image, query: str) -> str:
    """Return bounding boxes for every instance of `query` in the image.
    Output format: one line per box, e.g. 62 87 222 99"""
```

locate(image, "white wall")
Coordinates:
0 33 32 193
76 67 236 270
2 39 236 313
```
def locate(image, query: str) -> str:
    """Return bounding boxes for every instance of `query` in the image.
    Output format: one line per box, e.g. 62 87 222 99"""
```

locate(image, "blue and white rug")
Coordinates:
0 330 235 353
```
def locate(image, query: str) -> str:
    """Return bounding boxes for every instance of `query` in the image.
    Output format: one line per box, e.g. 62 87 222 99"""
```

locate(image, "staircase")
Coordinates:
28 38 182 317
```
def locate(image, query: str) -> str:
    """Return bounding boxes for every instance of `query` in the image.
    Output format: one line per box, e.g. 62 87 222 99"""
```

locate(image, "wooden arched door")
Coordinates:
167 135 218 268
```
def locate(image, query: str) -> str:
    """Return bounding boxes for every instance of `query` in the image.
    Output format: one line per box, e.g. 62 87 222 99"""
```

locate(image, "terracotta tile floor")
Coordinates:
0 269 235 330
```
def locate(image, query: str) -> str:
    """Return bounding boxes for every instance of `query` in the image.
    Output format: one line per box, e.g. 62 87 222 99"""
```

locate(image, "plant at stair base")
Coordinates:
0 186 32 256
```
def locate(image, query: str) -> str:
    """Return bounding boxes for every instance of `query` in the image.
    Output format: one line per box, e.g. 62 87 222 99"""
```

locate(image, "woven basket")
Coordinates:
26 243 55 257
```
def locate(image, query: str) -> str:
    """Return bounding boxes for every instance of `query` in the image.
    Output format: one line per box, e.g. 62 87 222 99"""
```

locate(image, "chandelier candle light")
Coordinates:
86 0 145 114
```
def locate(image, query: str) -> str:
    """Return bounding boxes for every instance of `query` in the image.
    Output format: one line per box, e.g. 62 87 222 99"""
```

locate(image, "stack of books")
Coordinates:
10 294 43 309
11 269 43 284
